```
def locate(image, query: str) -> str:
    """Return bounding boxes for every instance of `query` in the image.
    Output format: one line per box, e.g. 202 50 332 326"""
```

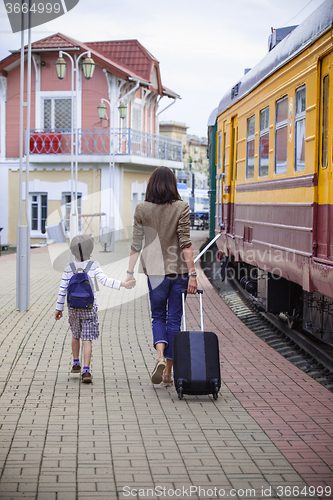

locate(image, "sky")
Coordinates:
0 0 326 138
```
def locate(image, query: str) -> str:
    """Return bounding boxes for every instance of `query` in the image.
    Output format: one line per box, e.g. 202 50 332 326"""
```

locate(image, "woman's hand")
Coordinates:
124 270 136 288
122 279 136 289
187 275 197 294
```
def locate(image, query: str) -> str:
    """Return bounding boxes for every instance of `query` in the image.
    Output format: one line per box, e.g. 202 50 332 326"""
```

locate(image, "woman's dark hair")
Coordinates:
145 166 181 204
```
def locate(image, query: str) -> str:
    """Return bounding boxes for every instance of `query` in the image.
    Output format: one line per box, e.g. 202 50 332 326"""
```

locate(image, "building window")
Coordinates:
43 98 72 130
321 75 329 169
31 193 47 233
62 192 82 232
132 102 142 131
275 96 288 174
259 107 269 177
295 86 306 171
246 115 255 179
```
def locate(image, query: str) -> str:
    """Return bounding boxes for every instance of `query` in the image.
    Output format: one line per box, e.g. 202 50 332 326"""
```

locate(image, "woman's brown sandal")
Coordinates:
162 374 173 387
151 356 166 384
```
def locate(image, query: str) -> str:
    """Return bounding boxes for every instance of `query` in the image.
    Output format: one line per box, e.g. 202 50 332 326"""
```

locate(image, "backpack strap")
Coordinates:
69 262 76 274
84 260 99 292
85 261 94 273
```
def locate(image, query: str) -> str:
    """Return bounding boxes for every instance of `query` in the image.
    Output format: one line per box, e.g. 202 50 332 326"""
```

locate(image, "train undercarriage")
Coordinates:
222 258 333 347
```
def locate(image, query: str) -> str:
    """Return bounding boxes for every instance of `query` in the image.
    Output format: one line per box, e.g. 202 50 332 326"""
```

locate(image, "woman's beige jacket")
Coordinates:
131 200 192 276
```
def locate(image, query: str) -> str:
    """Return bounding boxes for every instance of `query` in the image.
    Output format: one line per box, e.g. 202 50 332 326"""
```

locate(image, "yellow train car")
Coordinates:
214 0 333 343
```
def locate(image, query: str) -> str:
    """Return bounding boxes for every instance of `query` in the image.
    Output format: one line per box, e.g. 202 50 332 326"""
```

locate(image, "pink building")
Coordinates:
0 33 182 246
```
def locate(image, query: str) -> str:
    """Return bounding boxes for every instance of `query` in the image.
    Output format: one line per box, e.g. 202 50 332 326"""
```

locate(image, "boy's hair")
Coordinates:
70 234 94 262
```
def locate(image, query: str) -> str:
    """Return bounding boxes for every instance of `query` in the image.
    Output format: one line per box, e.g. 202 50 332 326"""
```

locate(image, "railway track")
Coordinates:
203 259 333 393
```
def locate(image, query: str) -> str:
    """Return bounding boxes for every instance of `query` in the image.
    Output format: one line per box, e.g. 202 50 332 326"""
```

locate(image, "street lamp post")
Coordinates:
55 51 95 249
97 98 127 251
16 1 32 312
97 79 140 251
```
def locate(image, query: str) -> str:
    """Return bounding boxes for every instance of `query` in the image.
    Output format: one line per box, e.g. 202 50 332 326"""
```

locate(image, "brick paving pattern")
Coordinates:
0 232 332 500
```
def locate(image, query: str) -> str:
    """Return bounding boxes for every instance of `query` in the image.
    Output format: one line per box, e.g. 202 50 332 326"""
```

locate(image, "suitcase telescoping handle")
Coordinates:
182 289 204 332
180 234 220 332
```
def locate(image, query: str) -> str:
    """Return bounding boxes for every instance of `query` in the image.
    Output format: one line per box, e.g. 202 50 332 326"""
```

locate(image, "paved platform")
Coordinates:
0 231 333 500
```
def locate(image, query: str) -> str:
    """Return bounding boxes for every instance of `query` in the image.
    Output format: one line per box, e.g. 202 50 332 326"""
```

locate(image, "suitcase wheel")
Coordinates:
177 379 185 400
211 380 220 400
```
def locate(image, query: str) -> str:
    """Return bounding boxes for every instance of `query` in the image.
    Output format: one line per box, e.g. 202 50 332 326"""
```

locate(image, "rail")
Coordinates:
29 128 182 161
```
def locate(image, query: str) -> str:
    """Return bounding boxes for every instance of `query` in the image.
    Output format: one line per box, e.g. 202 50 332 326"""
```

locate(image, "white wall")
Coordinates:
100 162 123 237
0 164 9 245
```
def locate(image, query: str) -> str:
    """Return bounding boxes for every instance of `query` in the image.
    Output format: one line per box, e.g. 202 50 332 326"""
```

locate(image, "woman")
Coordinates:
126 166 197 386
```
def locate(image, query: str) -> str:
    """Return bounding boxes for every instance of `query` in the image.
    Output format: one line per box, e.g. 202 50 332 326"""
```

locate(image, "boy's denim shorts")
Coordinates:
68 306 99 340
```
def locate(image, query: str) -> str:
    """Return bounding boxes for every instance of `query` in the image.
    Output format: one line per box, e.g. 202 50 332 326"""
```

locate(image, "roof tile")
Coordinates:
31 33 81 50
86 40 154 81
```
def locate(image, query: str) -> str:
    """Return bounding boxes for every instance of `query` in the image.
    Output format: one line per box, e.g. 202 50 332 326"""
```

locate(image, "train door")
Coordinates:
221 127 227 230
316 52 333 261
216 125 228 231
228 116 238 235
216 131 223 230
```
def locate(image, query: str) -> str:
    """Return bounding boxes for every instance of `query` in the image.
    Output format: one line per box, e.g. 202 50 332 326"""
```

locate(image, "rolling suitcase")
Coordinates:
172 290 221 400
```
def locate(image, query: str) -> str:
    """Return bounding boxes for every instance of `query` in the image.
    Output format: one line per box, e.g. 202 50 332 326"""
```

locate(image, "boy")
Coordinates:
55 234 135 383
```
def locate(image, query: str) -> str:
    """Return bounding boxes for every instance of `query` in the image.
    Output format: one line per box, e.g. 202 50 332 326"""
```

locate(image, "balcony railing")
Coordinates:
29 128 182 162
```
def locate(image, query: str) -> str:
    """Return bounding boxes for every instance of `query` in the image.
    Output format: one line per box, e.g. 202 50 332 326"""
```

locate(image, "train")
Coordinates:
208 0 333 345
177 184 209 212
177 183 209 229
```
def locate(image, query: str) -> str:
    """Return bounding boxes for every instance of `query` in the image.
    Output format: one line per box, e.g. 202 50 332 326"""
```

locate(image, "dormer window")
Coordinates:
231 83 241 99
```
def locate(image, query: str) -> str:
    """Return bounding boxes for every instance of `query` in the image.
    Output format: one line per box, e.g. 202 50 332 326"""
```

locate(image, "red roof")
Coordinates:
86 40 157 83
31 32 80 50
0 33 179 98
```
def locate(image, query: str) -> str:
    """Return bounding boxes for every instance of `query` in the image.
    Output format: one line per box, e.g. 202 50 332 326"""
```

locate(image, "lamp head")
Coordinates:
82 57 95 80
55 56 66 80
118 102 127 119
97 102 107 120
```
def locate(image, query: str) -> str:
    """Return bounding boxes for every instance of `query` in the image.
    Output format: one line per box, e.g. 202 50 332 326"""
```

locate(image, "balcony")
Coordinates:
29 128 182 162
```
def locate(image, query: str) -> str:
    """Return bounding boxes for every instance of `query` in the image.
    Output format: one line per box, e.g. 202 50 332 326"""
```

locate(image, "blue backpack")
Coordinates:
67 261 95 309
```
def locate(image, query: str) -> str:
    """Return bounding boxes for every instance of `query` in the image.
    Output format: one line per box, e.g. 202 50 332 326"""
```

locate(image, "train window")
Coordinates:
275 96 288 174
259 107 269 177
295 86 306 171
246 115 255 179
322 75 329 168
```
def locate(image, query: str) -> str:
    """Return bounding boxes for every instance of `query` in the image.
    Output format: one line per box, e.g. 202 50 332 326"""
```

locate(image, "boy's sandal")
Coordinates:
71 363 81 373
162 374 173 387
151 356 166 384
82 371 92 384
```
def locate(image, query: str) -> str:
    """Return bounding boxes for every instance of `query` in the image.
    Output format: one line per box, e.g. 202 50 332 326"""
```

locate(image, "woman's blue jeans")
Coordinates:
148 275 189 360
